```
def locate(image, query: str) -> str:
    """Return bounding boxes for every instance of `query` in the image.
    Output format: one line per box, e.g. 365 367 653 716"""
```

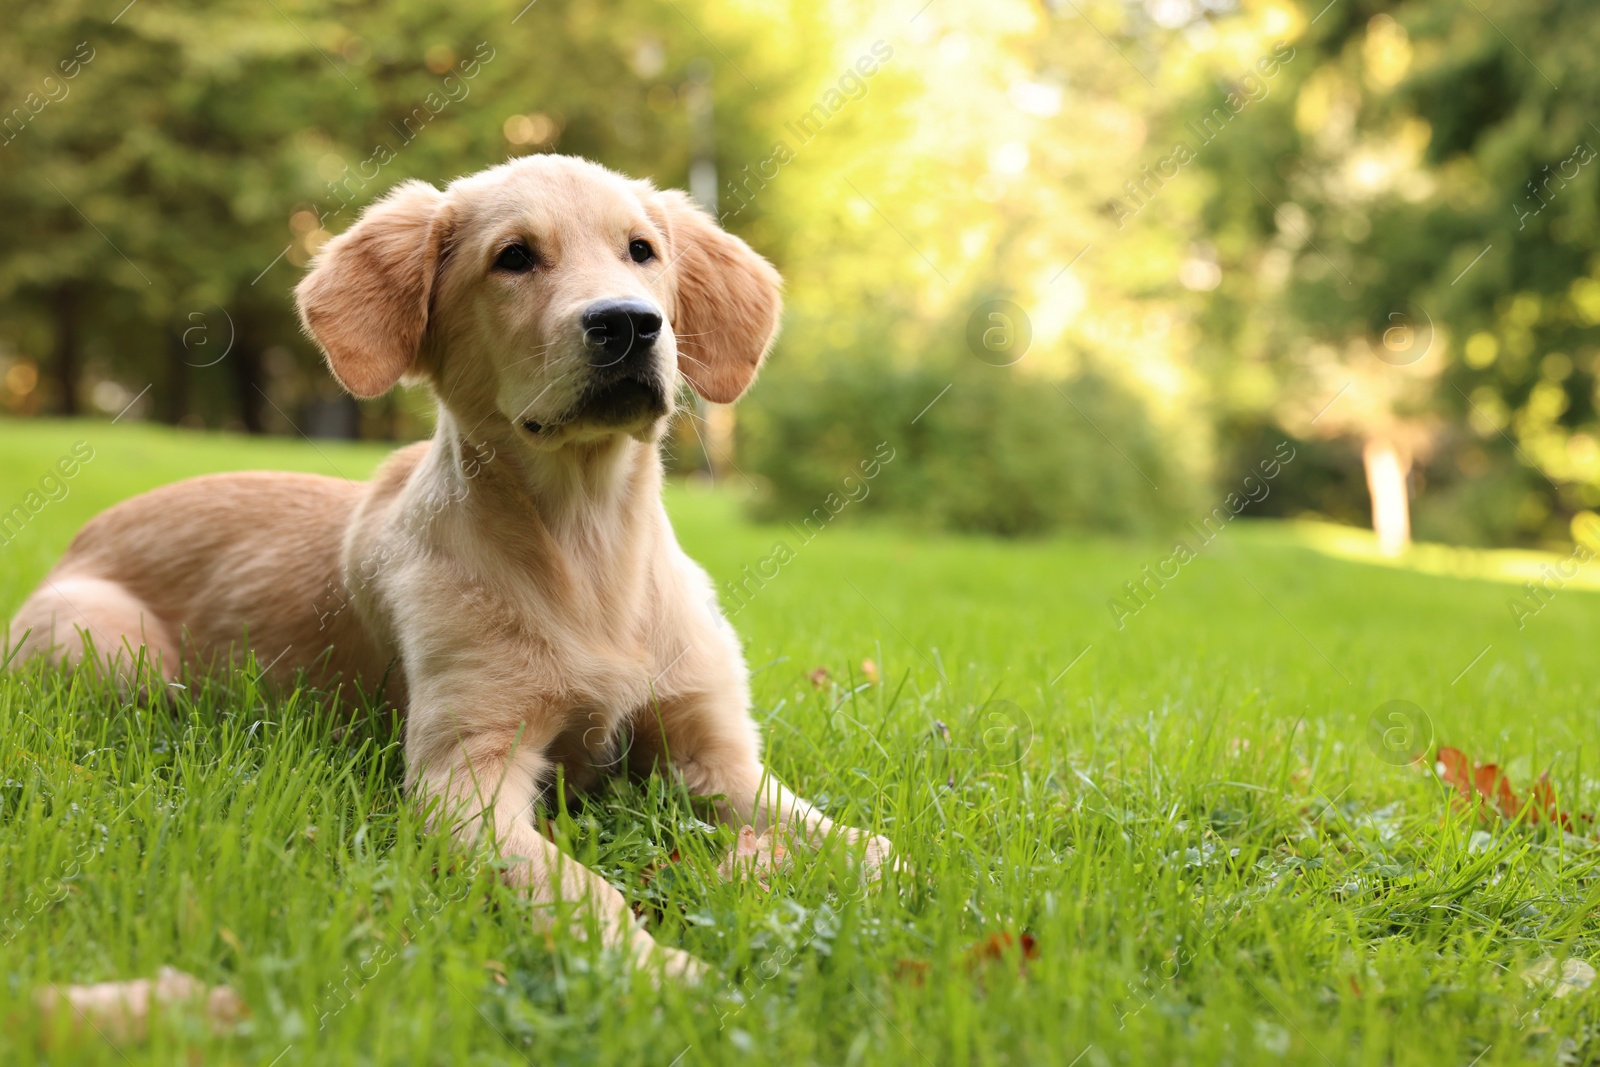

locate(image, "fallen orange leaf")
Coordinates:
965 932 1040 981
1437 747 1472 797
894 959 931 985
1473 763 1518 819
1434 746 1590 830
967 931 1039 963
895 932 1040 986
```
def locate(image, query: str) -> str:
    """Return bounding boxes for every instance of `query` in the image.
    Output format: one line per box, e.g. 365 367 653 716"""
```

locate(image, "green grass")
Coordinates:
3 417 1600 1065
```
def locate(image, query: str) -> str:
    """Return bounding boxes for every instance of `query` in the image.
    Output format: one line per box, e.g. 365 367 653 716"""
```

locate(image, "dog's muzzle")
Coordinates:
582 299 662 371
564 298 670 427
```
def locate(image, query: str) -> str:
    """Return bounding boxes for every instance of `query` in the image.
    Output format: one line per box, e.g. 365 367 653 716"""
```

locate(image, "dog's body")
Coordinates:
11 155 888 975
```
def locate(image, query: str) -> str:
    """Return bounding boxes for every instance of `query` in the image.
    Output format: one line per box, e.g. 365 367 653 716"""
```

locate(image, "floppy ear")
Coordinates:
295 180 448 398
650 189 782 403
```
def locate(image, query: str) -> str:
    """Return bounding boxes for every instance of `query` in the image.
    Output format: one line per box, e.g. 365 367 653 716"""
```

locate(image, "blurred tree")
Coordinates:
737 0 1221 528
0 0 808 435
8 0 1594 548
1188 0 1600 547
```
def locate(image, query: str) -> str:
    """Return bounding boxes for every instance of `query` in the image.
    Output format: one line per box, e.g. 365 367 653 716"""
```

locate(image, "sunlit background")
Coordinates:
3 0 1597 553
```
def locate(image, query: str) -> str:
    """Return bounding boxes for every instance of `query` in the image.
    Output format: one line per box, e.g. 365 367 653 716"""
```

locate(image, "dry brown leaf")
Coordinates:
897 932 1040 986
35 967 245 1043
808 667 832 689
1528 772 1587 831
1439 746 1519 821
966 931 1039 969
717 825 789 881
894 959 931 985
1437 746 1472 797
1435 746 1590 829
1474 763 1518 819
635 848 684 894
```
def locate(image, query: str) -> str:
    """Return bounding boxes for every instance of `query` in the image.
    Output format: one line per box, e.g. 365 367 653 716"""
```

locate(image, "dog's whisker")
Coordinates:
15 156 816 982
510 370 578 425
504 340 564 369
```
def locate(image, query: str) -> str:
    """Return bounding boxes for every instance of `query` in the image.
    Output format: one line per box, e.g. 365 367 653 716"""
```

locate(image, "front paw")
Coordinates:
718 825 791 881
838 831 902 883
630 934 710 984
850 832 900 879
863 834 894 869
659 944 709 982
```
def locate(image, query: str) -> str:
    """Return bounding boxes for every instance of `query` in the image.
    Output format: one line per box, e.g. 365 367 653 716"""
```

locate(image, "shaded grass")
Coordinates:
2 418 1600 1064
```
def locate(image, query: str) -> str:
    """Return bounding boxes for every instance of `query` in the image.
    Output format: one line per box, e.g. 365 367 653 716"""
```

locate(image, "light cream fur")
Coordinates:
10 155 889 977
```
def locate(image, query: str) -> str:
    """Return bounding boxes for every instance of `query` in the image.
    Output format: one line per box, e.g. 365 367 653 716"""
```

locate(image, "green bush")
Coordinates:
737 355 1202 538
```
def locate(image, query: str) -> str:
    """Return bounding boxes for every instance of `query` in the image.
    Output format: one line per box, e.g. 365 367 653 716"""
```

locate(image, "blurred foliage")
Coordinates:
1186 0 1600 544
1 0 1598 543
741 355 1197 537
0 0 816 431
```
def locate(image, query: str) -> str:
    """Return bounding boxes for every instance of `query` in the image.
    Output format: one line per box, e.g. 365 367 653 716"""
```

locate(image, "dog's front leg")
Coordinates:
651 699 894 872
412 736 702 978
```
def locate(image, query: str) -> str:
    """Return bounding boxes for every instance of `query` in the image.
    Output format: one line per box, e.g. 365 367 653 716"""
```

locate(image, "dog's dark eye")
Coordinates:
628 238 655 264
494 242 537 273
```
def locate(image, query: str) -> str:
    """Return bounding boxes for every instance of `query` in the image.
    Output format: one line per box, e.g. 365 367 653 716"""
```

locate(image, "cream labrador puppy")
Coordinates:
11 154 891 976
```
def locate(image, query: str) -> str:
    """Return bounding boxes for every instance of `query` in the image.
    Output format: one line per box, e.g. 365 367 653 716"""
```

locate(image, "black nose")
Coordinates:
581 299 662 368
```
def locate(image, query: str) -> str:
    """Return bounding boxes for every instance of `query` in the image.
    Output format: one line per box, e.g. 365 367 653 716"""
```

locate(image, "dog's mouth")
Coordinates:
574 377 668 425
522 378 668 437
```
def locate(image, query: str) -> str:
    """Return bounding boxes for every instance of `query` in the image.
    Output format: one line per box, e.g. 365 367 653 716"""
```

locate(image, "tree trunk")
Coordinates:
230 333 266 434
50 283 79 416
162 328 189 424
1363 438 1411 556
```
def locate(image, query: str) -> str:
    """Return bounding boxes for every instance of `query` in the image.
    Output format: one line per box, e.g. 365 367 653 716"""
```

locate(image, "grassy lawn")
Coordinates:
3 417 1600 1065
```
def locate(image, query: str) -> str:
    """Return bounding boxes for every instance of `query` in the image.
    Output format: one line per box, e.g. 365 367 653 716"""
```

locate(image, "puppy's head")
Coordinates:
295 155 782 446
